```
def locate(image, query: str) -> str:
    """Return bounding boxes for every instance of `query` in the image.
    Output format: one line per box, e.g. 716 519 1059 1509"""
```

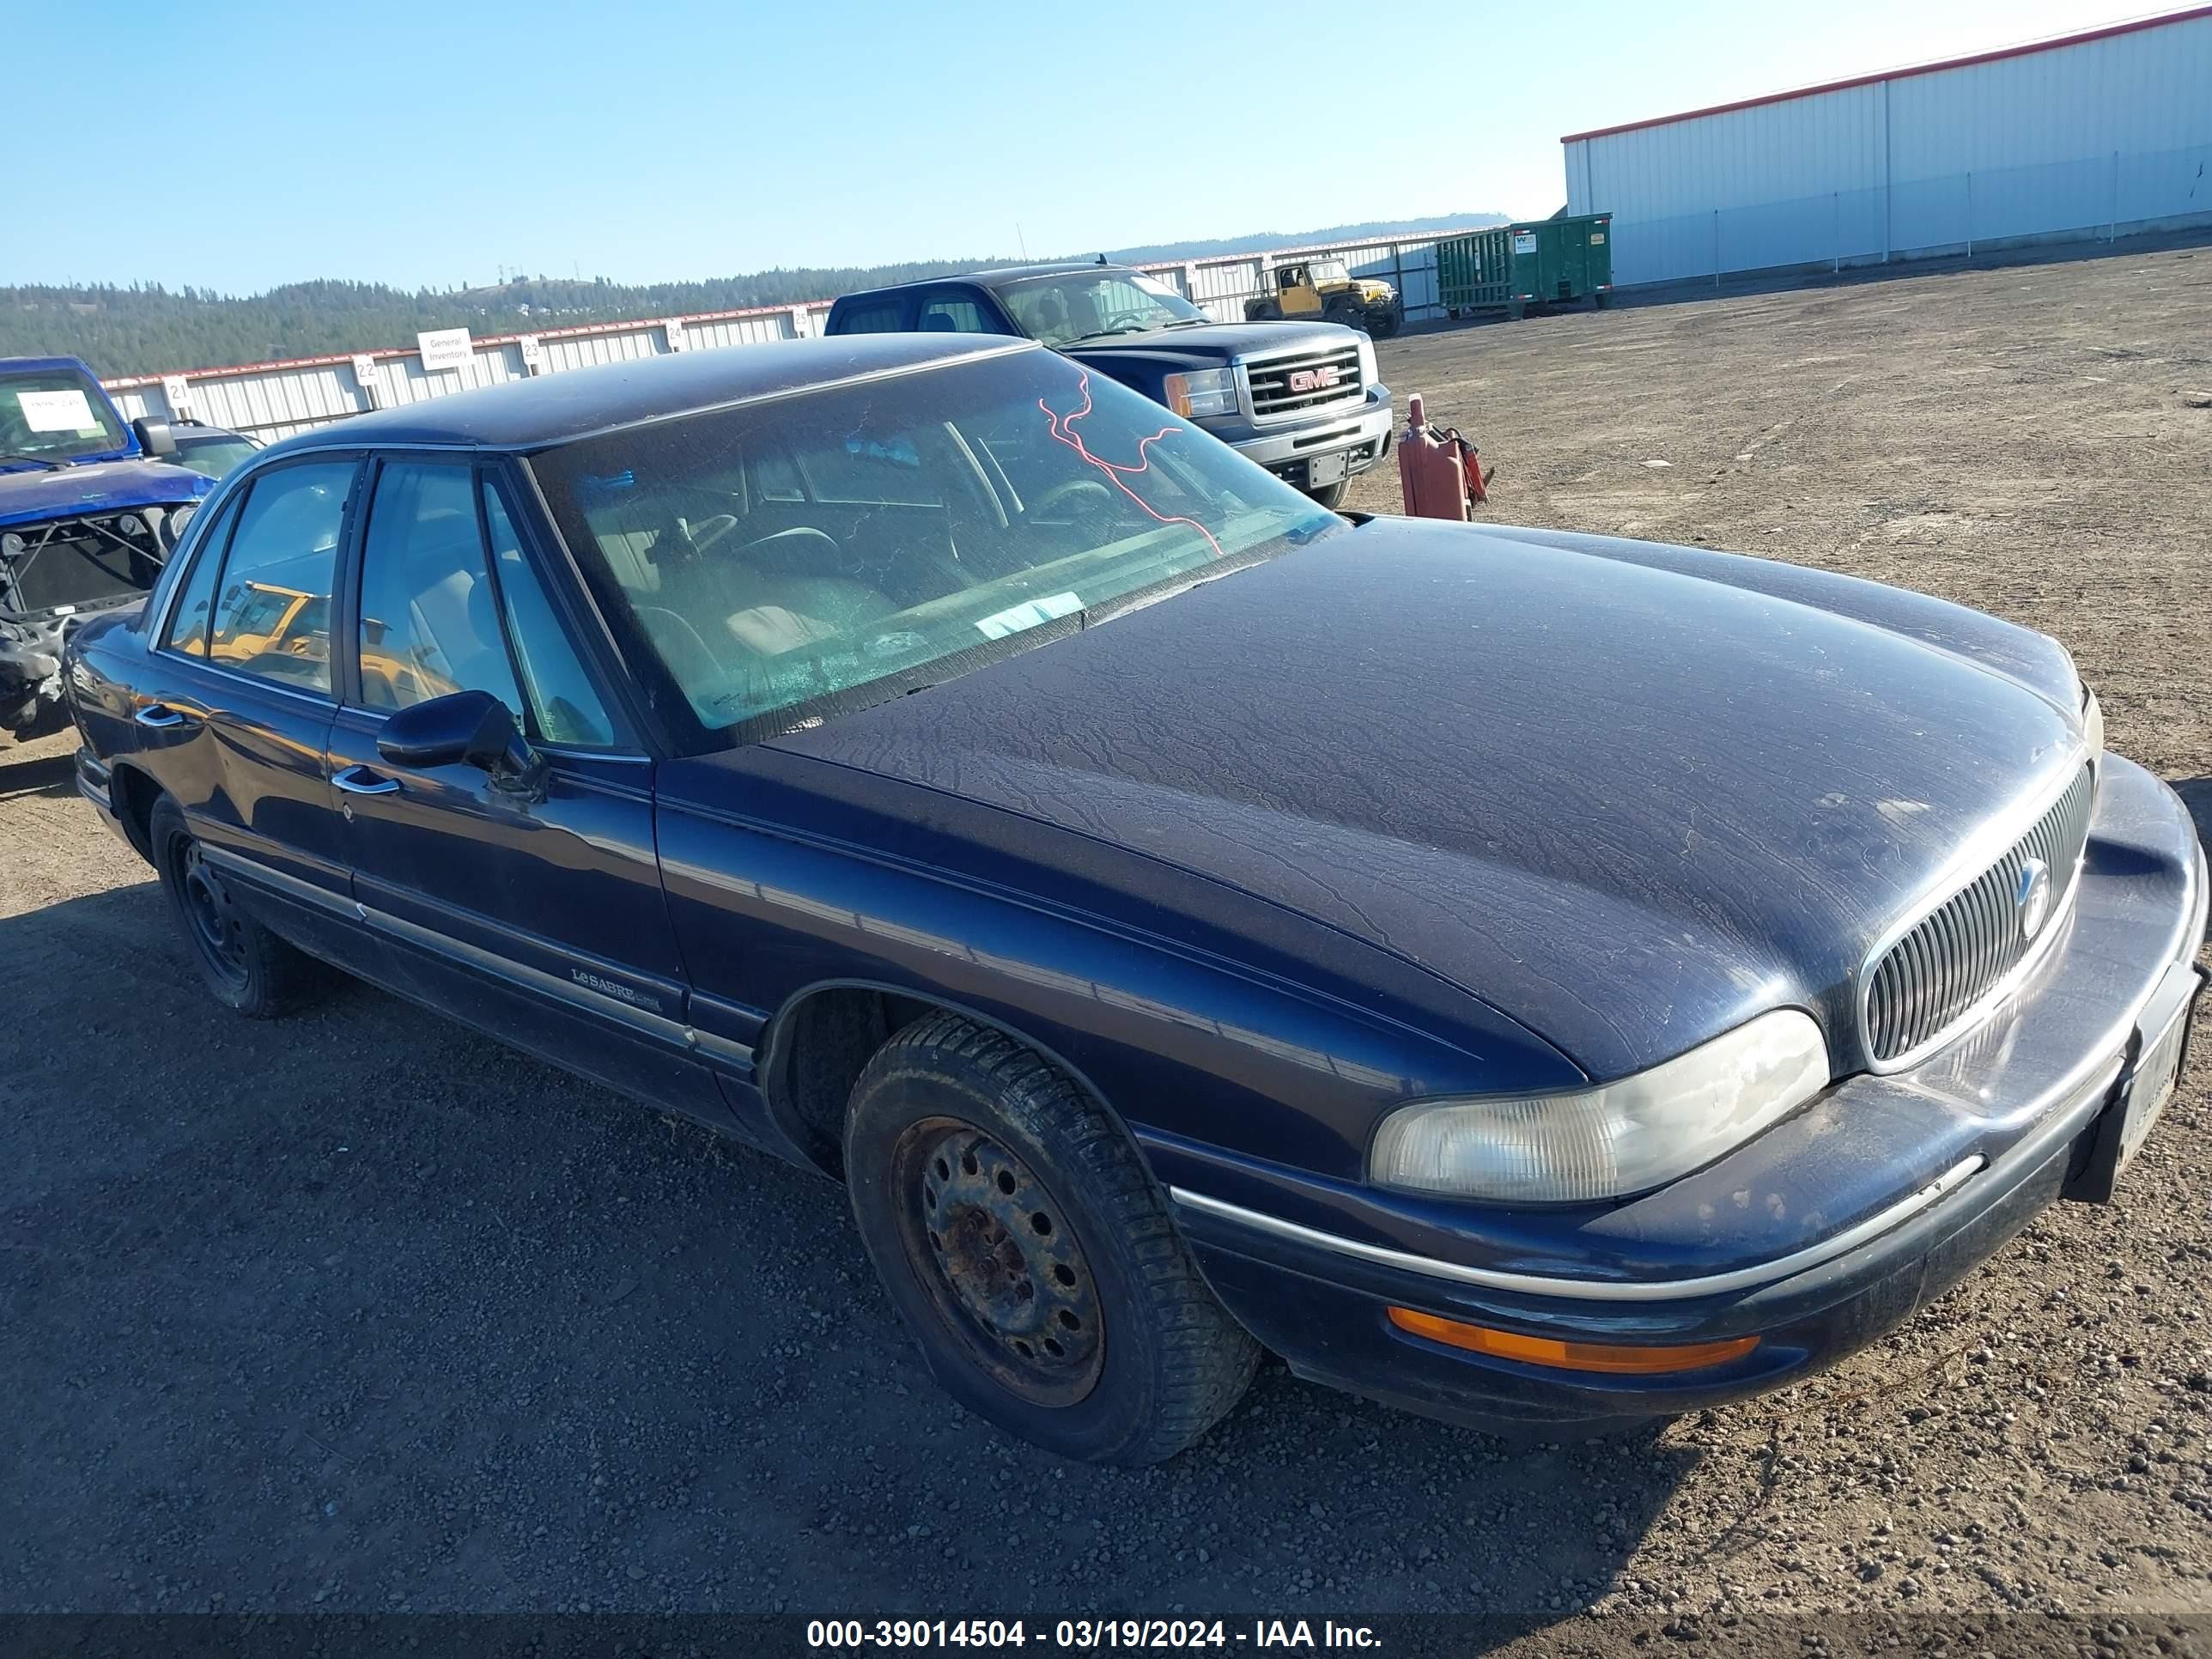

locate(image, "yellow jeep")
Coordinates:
1244 258 1401 337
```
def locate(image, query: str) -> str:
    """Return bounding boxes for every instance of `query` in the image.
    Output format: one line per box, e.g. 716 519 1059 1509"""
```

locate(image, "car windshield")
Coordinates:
529 347 1341 750
1309 259 1352 283
0 367 128 463
994 270 1204 347
173 434 259 478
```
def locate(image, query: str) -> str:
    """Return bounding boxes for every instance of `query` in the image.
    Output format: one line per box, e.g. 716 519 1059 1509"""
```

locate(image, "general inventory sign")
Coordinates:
416 327 474 373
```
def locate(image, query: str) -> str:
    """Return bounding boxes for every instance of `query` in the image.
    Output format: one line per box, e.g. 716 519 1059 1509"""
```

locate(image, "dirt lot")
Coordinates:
4 241 2210 1650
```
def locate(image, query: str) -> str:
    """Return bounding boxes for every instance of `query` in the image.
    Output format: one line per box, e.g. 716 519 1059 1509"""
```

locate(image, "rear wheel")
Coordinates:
149 796 325 1018
843 1012 1259 1465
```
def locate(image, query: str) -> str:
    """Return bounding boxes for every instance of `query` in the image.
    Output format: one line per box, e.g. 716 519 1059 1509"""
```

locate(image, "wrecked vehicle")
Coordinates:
64 337 2206 1465
3 356 211 739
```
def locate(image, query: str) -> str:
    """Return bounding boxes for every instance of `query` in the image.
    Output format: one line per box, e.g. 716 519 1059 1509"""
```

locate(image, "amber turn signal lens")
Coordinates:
1386 1307 1759 1375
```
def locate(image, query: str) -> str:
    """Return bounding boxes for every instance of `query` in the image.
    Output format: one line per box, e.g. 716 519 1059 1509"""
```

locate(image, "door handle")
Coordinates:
332 764 401 797
135 703 191 729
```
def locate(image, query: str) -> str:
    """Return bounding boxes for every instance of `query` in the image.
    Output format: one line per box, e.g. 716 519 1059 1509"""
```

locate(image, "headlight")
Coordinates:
1163 368 1237 418
1368 1009 1831 1204
2081 683 2104 759
1356 336 1378 387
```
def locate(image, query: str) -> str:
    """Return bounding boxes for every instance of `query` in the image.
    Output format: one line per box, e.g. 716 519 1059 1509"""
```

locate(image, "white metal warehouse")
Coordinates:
1561 6 2212 289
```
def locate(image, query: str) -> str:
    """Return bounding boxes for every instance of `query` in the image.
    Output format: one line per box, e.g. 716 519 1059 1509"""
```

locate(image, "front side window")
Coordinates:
205 461 355 694
481 479 617 748
994 270 1202 347
0 366 128 464
354 461 524 716
529 349 1340 749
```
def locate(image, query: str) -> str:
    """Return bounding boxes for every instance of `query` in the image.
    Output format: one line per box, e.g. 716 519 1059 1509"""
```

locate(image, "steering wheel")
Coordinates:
1030 478 1115 518
689 514 741 554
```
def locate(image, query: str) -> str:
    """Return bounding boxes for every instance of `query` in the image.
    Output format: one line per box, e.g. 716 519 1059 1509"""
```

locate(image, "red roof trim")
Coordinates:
1559 4 2212 143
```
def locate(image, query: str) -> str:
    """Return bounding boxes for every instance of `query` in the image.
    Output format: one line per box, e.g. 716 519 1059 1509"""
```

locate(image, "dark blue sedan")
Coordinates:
63 334 2206 1464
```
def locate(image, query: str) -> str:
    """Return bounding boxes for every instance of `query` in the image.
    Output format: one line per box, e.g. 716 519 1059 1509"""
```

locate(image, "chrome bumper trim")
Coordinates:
1170 1151 1994 1304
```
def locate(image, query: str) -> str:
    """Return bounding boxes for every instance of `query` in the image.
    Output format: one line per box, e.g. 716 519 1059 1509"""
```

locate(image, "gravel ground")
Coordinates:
3 240 2210 1649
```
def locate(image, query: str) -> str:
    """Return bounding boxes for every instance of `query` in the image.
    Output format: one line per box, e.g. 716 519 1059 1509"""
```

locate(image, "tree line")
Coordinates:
3 212 1510 377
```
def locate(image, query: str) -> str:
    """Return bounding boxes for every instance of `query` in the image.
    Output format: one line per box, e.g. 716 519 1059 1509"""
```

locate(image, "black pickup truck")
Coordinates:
824 264 1392 507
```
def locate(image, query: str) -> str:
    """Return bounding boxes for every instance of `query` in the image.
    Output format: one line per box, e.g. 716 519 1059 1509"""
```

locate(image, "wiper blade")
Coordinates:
0 451 68 471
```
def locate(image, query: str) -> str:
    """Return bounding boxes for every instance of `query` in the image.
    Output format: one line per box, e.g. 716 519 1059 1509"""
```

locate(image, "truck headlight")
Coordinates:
1356 337 1377 387
1368 1010 1831 1204
2081 684 2104 759
1164 368 1237 418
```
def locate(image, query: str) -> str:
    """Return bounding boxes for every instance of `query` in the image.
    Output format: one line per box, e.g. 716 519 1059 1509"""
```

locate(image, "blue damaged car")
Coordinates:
63 336 2206 1464
2 355 212 738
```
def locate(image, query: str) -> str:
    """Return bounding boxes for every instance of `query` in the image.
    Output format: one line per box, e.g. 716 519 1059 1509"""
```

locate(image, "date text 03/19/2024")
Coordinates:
805 1619 1383 1650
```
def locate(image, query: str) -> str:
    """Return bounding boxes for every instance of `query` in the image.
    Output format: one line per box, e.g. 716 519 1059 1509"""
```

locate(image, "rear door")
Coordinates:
323 456 732 1125
136 456 361 959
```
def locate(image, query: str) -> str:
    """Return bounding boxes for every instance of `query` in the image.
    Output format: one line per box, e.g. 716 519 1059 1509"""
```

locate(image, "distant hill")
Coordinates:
2 211 1510 378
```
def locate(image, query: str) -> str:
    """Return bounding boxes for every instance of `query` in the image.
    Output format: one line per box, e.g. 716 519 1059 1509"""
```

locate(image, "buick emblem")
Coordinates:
2015 858 2052 941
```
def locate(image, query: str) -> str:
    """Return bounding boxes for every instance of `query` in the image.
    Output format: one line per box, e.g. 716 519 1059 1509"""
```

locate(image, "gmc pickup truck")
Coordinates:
824 263 1392 507
3 355 212 739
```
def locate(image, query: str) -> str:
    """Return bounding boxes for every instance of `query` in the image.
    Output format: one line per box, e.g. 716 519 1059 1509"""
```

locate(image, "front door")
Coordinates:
323 457 729 1126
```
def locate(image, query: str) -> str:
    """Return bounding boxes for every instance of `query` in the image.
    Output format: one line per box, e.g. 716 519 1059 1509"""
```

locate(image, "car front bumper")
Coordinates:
1224 390 1395 489
1162 754 2208 1435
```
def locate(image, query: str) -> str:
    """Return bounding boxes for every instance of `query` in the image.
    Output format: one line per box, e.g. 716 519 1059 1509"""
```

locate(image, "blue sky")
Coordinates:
7 0 2169 294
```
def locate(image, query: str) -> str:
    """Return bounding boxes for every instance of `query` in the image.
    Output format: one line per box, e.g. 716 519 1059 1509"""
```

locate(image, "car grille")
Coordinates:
1862 763 2098 1064
1244 343 1365 422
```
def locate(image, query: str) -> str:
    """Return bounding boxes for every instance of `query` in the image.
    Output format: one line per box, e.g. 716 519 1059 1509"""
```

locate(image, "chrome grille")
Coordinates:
1863 764 2097 1064
1244 344 1364 421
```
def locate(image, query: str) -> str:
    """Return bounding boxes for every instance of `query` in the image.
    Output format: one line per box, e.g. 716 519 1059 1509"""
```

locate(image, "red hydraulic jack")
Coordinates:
1396 393 1493 520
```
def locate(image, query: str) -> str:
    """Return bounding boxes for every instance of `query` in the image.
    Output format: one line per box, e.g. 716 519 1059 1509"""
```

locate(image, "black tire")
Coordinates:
843 1012 1260 1465
149 796 325 1018
1306 480 1350 509
1367 305 1402 339
1323 302 1367 335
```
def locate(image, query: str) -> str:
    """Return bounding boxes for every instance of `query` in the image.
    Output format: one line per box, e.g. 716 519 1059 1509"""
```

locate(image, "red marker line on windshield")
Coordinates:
1038 370 1226 561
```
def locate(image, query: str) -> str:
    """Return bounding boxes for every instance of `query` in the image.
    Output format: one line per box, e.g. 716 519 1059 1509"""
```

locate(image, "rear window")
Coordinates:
832 301 905 335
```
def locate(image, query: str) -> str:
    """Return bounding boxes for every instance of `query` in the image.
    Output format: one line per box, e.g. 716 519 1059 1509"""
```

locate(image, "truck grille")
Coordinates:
1862 763 2097 1064
1244 344 1364 422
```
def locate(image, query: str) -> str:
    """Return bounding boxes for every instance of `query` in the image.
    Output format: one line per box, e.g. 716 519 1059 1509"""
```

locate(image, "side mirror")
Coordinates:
377 689 542 789
132 417 177 459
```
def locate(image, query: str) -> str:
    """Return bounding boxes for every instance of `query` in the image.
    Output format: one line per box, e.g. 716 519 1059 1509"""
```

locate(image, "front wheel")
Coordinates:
1306 480 1350 509
843 1013 1260 1465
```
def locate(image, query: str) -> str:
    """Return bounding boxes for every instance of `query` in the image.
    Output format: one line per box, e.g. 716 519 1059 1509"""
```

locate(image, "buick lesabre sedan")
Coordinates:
64 336 2206 1464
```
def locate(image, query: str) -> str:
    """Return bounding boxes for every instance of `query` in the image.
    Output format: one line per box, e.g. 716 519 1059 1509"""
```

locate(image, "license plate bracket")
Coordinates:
1306 450 1349 489
2065 964 2203 1204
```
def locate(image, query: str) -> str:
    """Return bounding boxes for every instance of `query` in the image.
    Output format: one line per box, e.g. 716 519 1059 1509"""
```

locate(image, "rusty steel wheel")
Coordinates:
844 1012 1260 1465
897 1119 1104 1407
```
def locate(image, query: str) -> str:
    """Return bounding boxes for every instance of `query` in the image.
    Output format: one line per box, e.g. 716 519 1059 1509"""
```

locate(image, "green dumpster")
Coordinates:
1437 214 1613 320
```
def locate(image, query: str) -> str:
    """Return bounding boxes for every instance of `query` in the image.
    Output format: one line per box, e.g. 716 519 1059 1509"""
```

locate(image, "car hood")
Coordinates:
0 459 212 529
1063 319 1353 367
768 518 2087 1080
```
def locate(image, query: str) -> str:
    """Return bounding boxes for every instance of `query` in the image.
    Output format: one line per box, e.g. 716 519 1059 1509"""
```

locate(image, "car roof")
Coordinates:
0 355 100 377
837 263 1123 301
254 334 1033 458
